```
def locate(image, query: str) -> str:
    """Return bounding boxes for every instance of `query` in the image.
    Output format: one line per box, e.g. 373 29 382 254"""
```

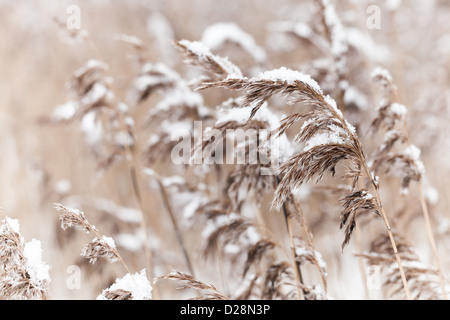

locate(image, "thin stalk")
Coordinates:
117 115 160 300
391 87 447 299
263 164 305 300
361 162 412 300
292 199 327 293
78 36 141 280
88 215 154 297
249 198 279 266
78 38 159 298
90 223 131 275
283 209 305 300
154 176 196 278
417 183 448 299
353 179 370 300
154 179 205 305
377 198 411 300
322 89 412 300
277 178 305 300
216 242 229 297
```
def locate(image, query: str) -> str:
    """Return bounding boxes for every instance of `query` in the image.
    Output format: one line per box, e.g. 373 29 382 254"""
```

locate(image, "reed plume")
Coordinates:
0 210 50 300
369 66 447 299
196 65 412 298
358 232 446 300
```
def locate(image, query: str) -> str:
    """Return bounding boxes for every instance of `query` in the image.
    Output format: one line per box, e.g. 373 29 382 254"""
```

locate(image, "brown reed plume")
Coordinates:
55 203 154 300
156 270 229 300
0 209 50 300
133 62 213 166
4 0 450 302
196 64 412 298
175 40 243 83
314 0 349 111
54 203 130 271
130 60 215 279
196 201 328 300
176 43 330 299
50 58 158 297
369 66 448 299
358 232 446 299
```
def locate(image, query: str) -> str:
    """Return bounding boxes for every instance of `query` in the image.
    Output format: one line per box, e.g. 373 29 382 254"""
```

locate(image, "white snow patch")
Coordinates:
323 0 348 57
386 0 402 11
403 145 425 175
114 131 134 147
74 59 108 78
51 101 78 121
113 33 144 47
23 239 51 286
257 67 322 93
344 86 368 110
102 235 116 249
97 269 152 300
390 103 407 117
80 111 103 145
371 67 393 83
202 22 267 63
179 40 243 78
303 130 346 151
1 217 21 234
54 179 72 195
424 185 439 205
115 231 145 253
115 207 142 224
153 88 203 112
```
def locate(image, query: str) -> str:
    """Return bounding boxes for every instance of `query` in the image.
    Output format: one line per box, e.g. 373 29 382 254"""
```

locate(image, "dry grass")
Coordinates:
0 0 449 300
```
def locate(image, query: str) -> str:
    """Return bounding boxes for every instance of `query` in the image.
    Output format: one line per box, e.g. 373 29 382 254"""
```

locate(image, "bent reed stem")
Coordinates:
417 183 448 300
277 176 305 300
361 161 411 300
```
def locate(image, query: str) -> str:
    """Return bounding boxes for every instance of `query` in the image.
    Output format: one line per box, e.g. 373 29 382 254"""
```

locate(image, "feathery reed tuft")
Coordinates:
0 211 50 300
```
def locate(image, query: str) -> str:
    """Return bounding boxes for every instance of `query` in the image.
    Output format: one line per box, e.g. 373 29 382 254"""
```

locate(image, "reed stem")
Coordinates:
417 182 448 299
361 162 411 300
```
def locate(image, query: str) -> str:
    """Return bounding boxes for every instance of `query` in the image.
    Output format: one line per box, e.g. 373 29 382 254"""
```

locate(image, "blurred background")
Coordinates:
0 0 449 299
